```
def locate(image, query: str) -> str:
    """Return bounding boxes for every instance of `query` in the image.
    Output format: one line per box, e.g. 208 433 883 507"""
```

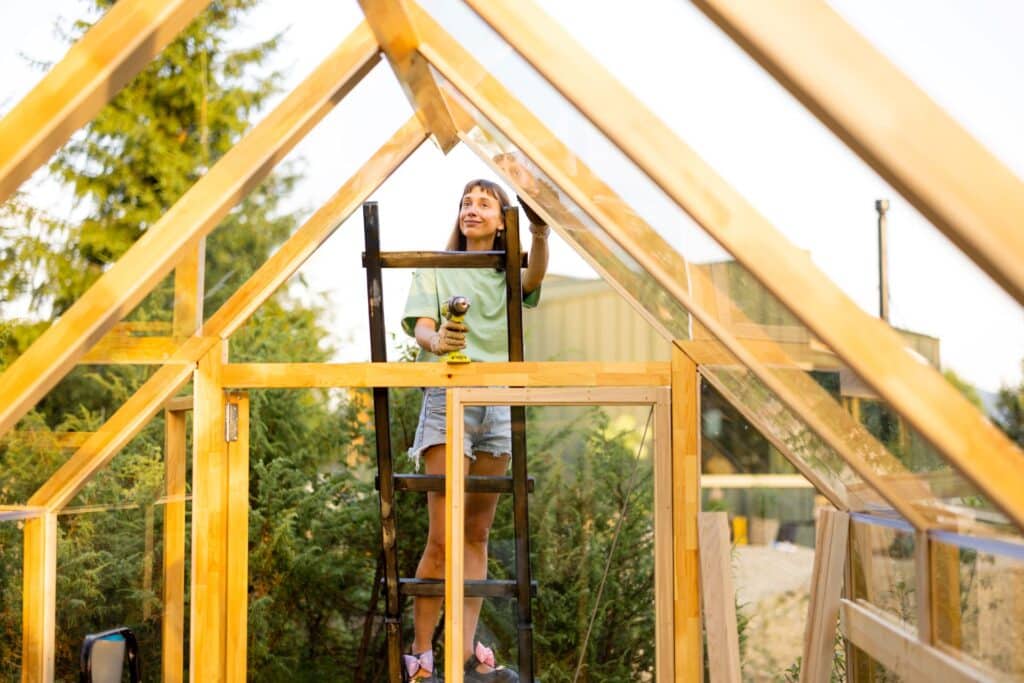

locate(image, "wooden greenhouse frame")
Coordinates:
1 0 1023 681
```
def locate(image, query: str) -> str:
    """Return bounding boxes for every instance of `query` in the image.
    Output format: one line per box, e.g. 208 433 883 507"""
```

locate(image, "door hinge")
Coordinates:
225 402 239 442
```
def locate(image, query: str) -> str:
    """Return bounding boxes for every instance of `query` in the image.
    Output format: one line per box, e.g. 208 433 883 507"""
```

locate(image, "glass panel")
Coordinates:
56 505 163 679
932 536 1024 678
849 517 918 632
413 6 1017 530
0 519 23 678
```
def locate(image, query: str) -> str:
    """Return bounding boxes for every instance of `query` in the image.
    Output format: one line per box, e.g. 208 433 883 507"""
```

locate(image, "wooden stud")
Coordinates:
914 531 933 646
699 511 740 683
225 392 249 682
21 513 57 683
0 22 379 439
190 342 228 681
0 0 212 203
672 346 702 683
930 540 962 649
163 408 187 683
220 361 670 389
413 16 934 529
457 0 1024 533
165 395 194 413
454 386 661 406
800 509 849 683
173 239 206 338
653 386 675 681
444 388 467 683
358 0 460 152
204 116 427 339
839 599 985 683
690 0 1024 307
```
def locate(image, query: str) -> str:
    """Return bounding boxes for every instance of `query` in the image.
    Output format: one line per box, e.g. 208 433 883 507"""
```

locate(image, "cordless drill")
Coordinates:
440 295 471 364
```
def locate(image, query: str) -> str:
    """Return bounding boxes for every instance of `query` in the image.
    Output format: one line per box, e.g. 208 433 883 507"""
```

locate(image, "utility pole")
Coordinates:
876 199 890 322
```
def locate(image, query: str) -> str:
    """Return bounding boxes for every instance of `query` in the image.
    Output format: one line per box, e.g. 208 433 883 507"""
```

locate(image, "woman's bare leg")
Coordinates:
463 451 511 669
412 444 448 656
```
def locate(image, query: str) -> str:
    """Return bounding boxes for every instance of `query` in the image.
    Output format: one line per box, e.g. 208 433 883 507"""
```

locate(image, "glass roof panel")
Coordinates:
413 3 1020 534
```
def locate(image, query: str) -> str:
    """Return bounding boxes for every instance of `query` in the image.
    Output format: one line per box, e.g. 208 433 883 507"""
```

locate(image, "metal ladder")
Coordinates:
360 201 536 682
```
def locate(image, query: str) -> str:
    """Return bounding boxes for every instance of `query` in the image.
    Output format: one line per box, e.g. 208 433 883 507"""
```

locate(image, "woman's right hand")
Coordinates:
430 318 468 354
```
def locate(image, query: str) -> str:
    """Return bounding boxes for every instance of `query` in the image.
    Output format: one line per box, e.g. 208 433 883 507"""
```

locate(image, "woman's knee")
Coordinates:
464 518 492 546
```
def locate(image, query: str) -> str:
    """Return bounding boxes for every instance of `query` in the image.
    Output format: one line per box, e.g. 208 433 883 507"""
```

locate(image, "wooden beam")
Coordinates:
444 389 467 683
458 0 1024 533
840 599 987 683
225 392 249 683
0 22 379 438
163 409 187 683
672 346 702 682
204 115 427 339
221 361 670 388
79 335 190 365
690 0 1024 308
701 474 813 489
173 239 206 338
699 511 740 683
27 336 215 511
914 530 933 647
0 506 46 522
165 394 193 413
358 0 460 151
800 509 849 683
415 18 926 525
453 386 662 406
930 540 962 649
191 342 228 681
21 513 57 683
652 386 675 681
0 0 212 203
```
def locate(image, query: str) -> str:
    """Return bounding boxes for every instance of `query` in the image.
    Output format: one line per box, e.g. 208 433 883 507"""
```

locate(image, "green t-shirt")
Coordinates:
402 268 541 362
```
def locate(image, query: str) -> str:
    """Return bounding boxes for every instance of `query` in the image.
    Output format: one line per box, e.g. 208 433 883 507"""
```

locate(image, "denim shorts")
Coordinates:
408 387 512 470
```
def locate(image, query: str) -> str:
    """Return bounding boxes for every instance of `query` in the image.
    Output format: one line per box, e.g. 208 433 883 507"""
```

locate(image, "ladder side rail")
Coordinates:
363 201 404 681
503 205 535 681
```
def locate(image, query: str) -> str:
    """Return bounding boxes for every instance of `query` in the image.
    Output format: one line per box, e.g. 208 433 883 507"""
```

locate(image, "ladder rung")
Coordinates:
363 251 529 269
398 578 538 598
382 474 535 493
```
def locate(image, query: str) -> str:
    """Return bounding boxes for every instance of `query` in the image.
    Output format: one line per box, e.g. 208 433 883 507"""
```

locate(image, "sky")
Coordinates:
1 0 1022 393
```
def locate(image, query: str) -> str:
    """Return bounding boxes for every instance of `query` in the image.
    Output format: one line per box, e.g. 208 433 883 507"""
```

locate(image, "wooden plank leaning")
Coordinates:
0 0 212 204
0 22 380 439
800 509 849 683
699 511 741 683
454 0 1024 533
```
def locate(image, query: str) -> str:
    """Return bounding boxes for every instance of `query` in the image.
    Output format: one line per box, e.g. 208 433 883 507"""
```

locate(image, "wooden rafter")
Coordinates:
0 0 212 204
691 0 1024 308
0 22 380 439
359 0 460 151
220 361 670 388
452 0 1024 533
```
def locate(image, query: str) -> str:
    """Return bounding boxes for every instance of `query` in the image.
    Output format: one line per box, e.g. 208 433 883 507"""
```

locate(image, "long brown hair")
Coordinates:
445 179 511 253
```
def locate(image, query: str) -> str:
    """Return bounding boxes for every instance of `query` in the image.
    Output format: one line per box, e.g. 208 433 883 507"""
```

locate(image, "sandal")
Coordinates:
463 642 519 682
403 650 439 682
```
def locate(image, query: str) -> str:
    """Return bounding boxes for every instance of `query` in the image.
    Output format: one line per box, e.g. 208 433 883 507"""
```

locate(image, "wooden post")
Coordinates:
21 513 57 683
163 408 188 683
653 387 675 681
173 239 206 338
672 345 702 681
800 509 849 683
225 392 250 682
930 540 961 649
190 342 228 681
914 530 933 645
444 389 467 683
699 511 741 683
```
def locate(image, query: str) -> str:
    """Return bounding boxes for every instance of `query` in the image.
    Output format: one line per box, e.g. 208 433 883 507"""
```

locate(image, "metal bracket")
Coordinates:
225 402 239 442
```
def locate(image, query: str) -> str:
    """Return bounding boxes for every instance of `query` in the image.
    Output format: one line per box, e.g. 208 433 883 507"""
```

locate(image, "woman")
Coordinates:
400 179 549 682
